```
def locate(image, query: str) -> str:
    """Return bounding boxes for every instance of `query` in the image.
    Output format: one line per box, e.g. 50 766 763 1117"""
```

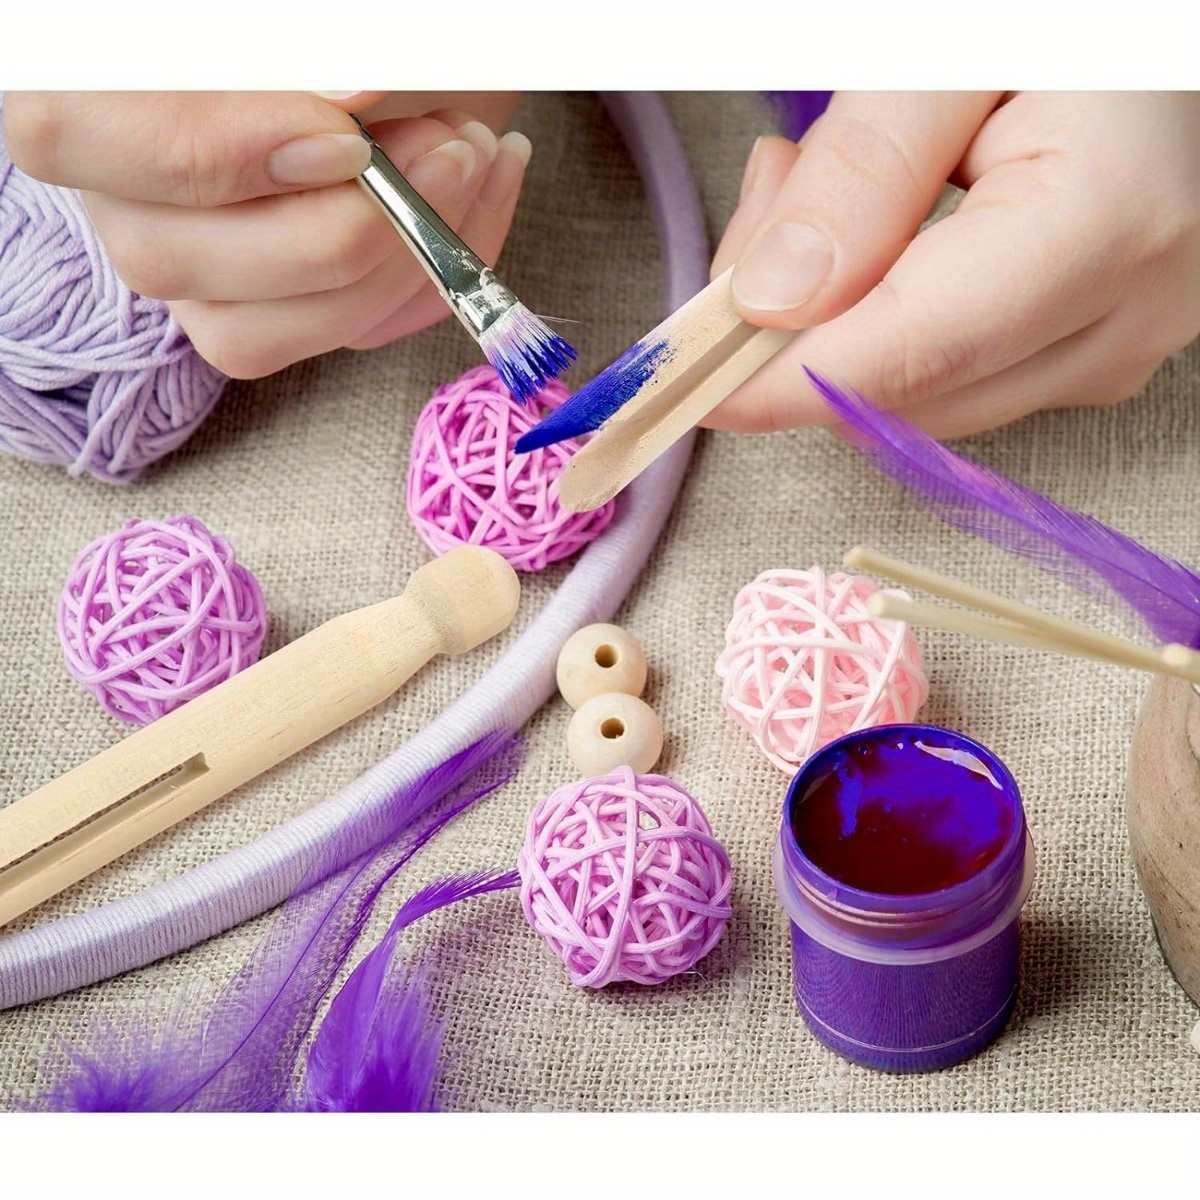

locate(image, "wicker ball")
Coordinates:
57 515 267 725
406 365 616 572
714 566 927 772
518 767 733 988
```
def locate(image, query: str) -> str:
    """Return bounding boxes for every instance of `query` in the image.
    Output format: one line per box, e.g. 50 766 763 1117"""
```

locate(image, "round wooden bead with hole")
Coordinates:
556 623 648 709
567 692 663 776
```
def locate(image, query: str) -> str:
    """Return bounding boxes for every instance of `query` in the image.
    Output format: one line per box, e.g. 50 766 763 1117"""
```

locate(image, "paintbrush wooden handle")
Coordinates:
0 546 520 927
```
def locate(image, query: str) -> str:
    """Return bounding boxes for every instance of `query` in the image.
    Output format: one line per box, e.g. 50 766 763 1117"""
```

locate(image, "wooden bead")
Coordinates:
567 692 663 776
556 623 648 709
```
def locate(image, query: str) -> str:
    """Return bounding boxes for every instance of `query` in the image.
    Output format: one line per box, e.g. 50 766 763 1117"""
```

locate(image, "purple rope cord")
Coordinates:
0 91 711 1010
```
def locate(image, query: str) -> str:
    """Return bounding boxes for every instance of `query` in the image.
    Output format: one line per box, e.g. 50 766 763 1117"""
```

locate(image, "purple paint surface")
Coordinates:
513 337 672 453
790 732 1015 895
776 724 1032 1072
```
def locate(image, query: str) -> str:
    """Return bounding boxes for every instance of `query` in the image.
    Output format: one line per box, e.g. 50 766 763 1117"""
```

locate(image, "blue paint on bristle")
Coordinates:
482 306 577 405
513 337 673 454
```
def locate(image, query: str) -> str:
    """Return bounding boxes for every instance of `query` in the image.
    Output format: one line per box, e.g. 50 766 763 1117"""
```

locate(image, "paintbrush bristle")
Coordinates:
480 305 576 405
513 336 672 453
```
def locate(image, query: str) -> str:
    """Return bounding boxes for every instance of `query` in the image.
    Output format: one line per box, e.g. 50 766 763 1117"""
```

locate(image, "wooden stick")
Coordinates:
1162 642 1200 676
0 546 521 928
850 545 1200 684
557 270 793 513
868 592 1196 678
845 546 1169 668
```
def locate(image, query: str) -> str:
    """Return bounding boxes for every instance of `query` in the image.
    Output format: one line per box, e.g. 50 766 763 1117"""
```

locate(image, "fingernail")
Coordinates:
406 139 477 192
739 137 765 203
732 221 833 312
455 120 499 167
267 132 370 186
312 90 362 101
477 132 532 207
497 131 532 168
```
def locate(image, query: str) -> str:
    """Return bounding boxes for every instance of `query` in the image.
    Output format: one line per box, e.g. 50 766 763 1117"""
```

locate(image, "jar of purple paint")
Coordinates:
773 723 1034 1072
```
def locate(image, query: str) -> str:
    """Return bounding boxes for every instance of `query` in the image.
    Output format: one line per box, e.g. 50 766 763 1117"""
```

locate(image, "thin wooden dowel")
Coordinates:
867 592 1200 682
1162 643 1200 676
849 547 1200 686
847 545 1199 681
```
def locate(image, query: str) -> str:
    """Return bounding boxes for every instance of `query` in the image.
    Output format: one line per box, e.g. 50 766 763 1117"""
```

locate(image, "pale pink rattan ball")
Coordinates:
406 365 616 572
56 515 267 725
517 767 733 988
714 566 927 772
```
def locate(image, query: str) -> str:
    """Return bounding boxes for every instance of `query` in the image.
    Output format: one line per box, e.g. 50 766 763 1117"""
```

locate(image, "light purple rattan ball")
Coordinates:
57 515 267 724
517 767 733 988
406 365 615 572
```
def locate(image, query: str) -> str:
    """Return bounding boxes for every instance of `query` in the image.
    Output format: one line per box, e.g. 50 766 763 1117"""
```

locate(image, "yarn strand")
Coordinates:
0 97 227 482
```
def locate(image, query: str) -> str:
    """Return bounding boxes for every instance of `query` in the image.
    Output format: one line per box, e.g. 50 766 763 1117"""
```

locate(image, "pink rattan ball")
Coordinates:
406 365 616 572
714 566 927 772
57 515 267 725
517 767 733 988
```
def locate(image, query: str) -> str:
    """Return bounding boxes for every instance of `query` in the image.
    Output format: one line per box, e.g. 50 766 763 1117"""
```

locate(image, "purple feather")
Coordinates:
763 91 833 141
34 1007 197 1113
808 367 1200 648
33 733 520 1113
300 868 519 1113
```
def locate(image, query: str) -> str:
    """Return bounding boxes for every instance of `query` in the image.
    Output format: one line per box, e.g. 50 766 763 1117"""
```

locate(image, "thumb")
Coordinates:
730 91 1000 329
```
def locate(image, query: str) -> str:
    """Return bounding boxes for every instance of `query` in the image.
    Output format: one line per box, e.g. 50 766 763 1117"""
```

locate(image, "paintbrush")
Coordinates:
513 268 793 508
352 117 575 402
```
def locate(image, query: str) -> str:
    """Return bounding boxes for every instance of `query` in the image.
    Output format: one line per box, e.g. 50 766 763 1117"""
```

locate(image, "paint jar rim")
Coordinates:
776 723 1034 962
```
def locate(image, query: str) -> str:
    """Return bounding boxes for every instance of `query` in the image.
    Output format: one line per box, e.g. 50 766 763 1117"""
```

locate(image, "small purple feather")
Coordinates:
33 733 521 1113
808 367 1200 648
301 868 519 1113
763 91 834 140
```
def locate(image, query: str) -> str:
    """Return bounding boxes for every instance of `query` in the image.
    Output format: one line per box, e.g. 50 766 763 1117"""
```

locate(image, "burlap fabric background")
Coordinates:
0 91 1197 1112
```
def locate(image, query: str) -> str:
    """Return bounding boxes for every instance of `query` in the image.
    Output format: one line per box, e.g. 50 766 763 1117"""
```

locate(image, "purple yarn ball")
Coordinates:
0 97 226 483
57 515 267 725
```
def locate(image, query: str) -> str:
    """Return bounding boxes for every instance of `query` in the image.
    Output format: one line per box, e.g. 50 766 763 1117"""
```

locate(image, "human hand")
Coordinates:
707 91 1200 438
2 90 528 378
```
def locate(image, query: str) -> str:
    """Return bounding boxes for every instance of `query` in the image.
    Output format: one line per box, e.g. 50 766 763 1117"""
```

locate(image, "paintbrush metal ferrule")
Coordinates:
352 122 575 402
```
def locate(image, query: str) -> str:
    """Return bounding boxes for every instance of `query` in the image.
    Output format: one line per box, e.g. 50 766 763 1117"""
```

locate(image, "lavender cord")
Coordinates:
0 92 711 1010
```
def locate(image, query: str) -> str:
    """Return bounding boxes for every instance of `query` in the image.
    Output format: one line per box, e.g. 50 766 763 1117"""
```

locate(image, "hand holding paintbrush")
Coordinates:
350 113 574 400
3 91 557 382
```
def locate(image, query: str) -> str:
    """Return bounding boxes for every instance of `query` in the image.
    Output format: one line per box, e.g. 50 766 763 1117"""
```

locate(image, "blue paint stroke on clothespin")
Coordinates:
514 337 674 453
